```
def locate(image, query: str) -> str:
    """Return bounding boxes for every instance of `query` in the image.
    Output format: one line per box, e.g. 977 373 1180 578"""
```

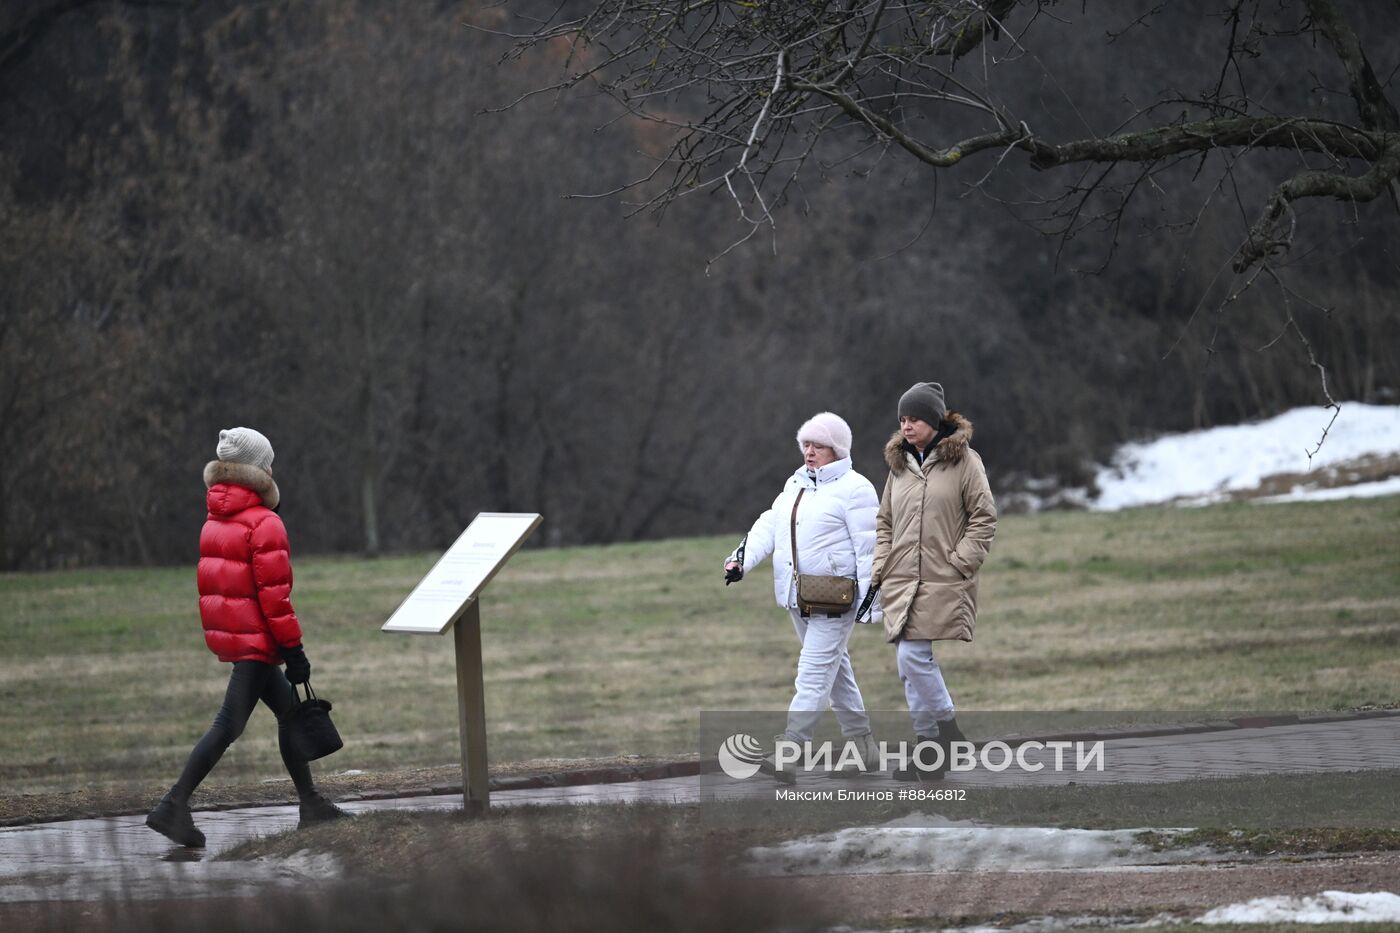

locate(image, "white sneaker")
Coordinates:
758 733 799 784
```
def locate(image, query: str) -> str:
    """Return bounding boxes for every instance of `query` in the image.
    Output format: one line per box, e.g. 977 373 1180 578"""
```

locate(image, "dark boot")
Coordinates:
937 717 969 777
892 735 944 782
938 717 967 745
298 791 351 829
146 790 206 848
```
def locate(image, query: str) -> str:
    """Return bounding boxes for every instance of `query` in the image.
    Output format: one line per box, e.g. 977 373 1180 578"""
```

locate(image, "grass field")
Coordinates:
1 495 1397 798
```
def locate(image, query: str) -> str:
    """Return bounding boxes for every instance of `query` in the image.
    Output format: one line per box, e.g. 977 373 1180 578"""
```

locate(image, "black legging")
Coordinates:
173 660 314 801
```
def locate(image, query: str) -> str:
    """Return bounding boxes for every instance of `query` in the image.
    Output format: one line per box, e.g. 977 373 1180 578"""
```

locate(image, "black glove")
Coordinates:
279 644 311 684
724 536 748 586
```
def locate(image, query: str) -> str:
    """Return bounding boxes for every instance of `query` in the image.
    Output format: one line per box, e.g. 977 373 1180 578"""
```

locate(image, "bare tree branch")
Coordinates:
1237 136 1400 270
789 76 1025 167
1026 116 1387 168
929 0 1025 62
1304 0 1400 131
491 1 1400 275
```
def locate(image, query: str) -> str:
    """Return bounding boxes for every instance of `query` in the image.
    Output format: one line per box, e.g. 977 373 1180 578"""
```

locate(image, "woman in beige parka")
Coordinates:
871 382 996 780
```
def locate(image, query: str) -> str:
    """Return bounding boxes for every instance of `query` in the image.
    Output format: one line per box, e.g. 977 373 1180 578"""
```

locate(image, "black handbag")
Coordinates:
284 682 344 761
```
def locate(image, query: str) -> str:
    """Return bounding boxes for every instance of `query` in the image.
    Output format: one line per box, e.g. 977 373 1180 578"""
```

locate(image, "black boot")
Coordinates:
892 735 944 782
937 717 969 777
146 789 206 848
298 791 351 829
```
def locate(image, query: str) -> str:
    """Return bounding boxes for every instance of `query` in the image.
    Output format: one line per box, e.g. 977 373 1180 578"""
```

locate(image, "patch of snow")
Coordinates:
1253 475 1400 504
1091 404 1400 511
251 848 343 882
877 811 979 829
1197 890 1400 925
745 821 1216 876
999 487 1094 513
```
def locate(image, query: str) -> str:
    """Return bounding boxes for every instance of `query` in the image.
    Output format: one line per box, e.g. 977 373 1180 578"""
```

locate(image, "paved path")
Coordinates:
3 716 1398 902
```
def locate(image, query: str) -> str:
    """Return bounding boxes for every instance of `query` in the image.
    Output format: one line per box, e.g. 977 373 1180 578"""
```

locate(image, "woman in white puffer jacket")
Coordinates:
723 412 880 780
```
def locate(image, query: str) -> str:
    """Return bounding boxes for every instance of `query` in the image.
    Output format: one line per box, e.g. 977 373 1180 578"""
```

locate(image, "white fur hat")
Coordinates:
217 427 275 473
796 411 853 460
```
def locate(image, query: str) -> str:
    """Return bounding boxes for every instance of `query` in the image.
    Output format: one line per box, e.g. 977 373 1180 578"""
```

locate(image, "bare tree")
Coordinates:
491 1 1399 419
5 0 1396 568
495 1 1397 264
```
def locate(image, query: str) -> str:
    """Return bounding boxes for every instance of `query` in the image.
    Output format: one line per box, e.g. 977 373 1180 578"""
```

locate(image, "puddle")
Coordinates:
0 849 341 902
0 807 310 902
746 815 1219 876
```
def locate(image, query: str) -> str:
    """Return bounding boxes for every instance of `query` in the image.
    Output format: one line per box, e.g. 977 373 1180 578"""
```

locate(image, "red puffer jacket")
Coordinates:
197 480 303 663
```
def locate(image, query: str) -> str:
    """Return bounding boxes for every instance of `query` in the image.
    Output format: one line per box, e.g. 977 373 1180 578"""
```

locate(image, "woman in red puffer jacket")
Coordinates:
146 427 348 848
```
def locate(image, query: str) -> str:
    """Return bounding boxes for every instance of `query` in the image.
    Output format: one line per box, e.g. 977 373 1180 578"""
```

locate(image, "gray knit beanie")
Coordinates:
898 382 946 426
216 427 275 473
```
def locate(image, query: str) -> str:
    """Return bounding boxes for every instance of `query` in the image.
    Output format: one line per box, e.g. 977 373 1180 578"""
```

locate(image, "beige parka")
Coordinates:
872 412 997 643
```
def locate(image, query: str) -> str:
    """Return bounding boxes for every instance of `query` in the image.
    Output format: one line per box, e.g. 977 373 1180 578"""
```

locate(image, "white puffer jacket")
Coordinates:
727 457 879 615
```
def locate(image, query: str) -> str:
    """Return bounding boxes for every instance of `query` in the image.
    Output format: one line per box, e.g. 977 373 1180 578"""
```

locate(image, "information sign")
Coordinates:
381 511 542 813
382 513 542 634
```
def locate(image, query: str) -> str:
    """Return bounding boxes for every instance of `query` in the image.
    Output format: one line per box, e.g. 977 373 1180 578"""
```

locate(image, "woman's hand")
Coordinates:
724 560 743 584
278 644 312 684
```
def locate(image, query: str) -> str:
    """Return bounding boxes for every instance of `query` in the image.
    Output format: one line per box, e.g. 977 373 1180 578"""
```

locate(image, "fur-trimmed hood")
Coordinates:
884 411 973 474
203 459 280 511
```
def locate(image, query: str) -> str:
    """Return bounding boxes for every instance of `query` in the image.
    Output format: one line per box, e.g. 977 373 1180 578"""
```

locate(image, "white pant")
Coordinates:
784 608 871 742
896 638 955 736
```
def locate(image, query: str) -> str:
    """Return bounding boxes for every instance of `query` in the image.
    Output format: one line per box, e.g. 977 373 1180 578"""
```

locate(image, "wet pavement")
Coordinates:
3 715 1398 902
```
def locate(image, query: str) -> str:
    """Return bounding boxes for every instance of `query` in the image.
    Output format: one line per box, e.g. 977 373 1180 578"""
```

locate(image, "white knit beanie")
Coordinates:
216 427 275 474
795 412 853 460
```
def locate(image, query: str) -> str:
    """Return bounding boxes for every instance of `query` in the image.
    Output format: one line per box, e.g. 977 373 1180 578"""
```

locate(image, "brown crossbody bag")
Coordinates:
790 488 857 615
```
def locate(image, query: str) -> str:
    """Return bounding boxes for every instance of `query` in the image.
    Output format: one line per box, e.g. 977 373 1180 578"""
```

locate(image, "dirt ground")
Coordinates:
5 852 1399 930
767 851 1400 927
6 759 1400 930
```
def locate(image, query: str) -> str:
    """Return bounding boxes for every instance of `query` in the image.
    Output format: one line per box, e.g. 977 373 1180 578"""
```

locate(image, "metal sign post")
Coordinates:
382 512 542 814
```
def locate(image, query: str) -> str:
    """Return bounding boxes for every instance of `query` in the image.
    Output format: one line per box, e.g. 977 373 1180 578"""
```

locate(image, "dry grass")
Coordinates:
1 495 1397 803
1138 826 1400 855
